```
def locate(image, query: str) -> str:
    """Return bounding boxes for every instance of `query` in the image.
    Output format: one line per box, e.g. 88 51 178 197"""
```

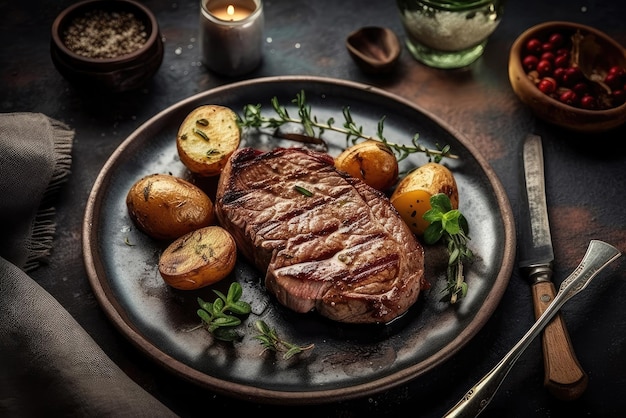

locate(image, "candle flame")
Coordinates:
227 5 234 16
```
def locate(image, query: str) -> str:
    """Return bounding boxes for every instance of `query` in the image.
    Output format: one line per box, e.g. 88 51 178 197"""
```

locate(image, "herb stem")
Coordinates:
239 91 458 162
423 193 473 304
254 320 314 359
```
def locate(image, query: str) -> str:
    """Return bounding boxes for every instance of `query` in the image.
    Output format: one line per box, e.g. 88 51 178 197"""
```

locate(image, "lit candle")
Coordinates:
210 4 254 21
199 0 264 76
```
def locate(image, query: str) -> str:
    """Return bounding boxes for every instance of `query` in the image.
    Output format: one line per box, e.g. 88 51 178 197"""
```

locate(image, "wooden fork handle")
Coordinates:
532 280 588 400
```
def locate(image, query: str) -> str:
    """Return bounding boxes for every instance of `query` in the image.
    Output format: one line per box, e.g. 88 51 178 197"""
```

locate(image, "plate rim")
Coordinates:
82 75 516 404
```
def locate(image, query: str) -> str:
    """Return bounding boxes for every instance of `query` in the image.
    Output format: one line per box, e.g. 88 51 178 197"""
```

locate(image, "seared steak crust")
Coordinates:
215 147 424 324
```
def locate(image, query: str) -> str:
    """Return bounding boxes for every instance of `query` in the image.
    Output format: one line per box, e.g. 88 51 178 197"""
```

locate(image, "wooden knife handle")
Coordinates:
532 280 588 400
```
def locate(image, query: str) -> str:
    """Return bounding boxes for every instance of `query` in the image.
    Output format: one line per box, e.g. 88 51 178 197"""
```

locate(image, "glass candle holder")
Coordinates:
200 0 264 76
397 0 504 69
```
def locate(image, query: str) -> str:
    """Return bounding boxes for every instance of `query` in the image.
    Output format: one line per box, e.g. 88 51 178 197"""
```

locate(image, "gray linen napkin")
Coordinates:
0 113 178 417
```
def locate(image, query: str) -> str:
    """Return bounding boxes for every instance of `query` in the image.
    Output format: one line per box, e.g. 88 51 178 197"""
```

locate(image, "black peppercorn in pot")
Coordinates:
50 0 164 93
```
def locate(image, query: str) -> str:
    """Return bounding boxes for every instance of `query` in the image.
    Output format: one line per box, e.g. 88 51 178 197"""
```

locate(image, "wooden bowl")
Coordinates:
509 21 626 133
50 0 163 93
346 27 401 75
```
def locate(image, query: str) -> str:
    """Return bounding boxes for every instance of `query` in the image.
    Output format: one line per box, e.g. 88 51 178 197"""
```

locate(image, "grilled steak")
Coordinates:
215 147 424 324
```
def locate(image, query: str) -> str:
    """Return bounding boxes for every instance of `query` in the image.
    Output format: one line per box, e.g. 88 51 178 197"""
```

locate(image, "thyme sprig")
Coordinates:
239 90 457 162
196 282 252 342
423 193 473 304
254 320 315 360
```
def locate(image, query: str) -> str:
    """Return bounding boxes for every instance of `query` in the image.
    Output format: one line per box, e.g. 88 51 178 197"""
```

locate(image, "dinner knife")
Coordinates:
519 133 588 400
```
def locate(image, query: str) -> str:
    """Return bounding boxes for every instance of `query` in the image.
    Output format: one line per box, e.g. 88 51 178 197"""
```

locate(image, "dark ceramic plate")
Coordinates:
83 76 515 405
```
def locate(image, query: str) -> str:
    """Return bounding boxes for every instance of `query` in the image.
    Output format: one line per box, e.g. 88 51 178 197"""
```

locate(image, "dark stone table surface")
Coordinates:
2 0 625 416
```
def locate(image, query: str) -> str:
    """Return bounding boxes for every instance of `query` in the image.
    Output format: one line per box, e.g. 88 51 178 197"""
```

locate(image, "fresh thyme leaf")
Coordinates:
213 327 243 342
253 320 314 359
284 346 304 360
212 316 241 327
239 90 458 162
193 128 209 141
212 297 225 313
294 185 313 196
213 289 228 302
228 301 253 316
196 308 211 324
423 193 473 304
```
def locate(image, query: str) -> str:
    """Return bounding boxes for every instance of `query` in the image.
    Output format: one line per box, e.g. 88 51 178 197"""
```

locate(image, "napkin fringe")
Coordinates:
24 118 74 272
41 118 73 204
23 208 57 272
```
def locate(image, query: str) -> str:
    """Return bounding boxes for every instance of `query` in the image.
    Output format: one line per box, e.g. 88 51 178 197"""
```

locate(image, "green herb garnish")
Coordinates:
253 320 314 360
193 128 209 141
196 282 252 342
239 90 457 162
423 193 473 304
294 185 313 196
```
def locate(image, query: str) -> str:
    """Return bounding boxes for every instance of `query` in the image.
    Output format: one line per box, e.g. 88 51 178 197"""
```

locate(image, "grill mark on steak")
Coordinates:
216 147 424 324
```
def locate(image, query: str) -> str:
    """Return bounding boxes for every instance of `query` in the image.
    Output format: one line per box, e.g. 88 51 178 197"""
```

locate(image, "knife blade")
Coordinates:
519 133 588 400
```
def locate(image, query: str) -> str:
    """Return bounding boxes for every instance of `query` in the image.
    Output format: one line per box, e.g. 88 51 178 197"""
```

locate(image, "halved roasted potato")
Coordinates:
176 105 241 177
158 225 237 290
390 162 459 235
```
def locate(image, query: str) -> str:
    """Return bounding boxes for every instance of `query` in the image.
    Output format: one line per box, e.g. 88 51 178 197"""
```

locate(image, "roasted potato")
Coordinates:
176 105 241 177
158 225 237 290
390 162 459 235
126 173 214 240
334 140 399 191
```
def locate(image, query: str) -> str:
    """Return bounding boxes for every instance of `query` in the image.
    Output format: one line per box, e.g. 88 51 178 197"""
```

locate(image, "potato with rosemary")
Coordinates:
158 225 237 290
334 140 399 191
126 173 215 240
177 105 241 177
390 162 459 236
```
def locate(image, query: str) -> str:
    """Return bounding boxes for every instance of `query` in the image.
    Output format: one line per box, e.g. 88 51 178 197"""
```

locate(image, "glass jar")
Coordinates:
397 0 504 69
